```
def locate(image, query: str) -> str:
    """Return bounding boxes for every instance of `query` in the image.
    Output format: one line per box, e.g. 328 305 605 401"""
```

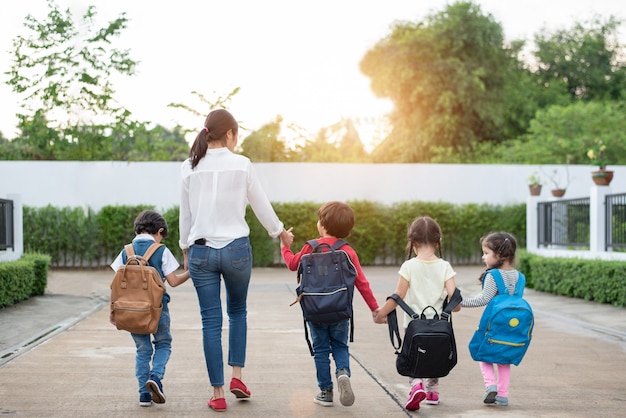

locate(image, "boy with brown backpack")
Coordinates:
110 210 189 407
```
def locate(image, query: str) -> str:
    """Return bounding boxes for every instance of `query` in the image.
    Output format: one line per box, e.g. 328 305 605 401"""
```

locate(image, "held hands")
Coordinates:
280 227 294 248
372 308 387 324
374 309 388 324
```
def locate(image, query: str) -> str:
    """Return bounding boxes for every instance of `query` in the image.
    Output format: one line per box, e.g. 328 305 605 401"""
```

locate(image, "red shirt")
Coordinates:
281 237 379 312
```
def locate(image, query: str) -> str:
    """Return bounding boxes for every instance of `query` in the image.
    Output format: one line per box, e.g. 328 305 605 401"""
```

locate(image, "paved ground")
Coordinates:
1 265 625 417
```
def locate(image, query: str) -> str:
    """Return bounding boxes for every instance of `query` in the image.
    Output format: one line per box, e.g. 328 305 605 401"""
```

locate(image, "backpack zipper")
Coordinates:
488 338 526 347
302 287 347 296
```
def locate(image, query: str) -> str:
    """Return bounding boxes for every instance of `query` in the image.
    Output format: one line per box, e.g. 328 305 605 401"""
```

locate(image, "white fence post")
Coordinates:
526 196 539 252
590 185 610 254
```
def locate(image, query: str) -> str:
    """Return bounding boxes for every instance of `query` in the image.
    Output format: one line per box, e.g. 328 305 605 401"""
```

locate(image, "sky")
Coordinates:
0 0 624 150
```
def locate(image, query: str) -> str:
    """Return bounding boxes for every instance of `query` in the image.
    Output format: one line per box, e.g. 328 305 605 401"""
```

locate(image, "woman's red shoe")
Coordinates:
208 397 227 411
230 377 251 398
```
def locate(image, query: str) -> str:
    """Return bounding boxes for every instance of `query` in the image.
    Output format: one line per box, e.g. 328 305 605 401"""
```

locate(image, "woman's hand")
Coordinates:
280 227 294 247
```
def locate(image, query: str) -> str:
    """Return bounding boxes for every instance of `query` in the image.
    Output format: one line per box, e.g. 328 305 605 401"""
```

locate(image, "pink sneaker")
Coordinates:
405 383 426 411
425 391 439 405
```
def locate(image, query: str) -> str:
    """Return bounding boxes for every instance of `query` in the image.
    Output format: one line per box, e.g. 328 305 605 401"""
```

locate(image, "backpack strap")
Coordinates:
388 293 419 318
125 242 163 266
142 242 164 263
307 239 320 252
489 268 525 297
385 294 417 354
331 239 347 251
441 287 462 320
306 239 347 253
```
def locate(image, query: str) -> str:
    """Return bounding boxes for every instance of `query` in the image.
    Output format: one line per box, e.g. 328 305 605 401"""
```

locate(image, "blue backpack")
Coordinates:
468 269 534 366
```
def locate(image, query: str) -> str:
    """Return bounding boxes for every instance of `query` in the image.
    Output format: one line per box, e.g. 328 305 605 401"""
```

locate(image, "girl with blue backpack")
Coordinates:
461 232 533 408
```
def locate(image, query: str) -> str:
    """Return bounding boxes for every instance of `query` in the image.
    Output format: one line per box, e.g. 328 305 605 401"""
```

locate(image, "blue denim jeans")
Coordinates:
131 297 171 396
188 237 252 387
308 319 351 390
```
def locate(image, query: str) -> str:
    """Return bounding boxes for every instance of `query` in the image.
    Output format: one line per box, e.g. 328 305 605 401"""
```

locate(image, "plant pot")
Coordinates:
592 169 614 186
529 185 542 196
551 189 566 198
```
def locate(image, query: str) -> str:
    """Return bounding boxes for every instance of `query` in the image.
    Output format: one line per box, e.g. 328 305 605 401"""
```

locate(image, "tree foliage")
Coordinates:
4 1 625 165
501 101 626 166
361 1 525 162
240 116 289 162
7 0 136 127
3 1 188 161
534 16 626 102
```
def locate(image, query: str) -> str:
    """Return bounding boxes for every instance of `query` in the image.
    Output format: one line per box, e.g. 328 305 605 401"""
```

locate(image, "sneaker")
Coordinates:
405 383 426 411
208 397 227 411
230 377 251 399
495 396 509 406
139 392 152 407
314 389 333 407
336 369 355 406
425 391 439 405
483 385 497 404
146 375 166 404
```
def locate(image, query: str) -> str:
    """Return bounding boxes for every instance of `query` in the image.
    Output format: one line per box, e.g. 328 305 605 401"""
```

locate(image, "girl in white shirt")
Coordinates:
375 216 459 411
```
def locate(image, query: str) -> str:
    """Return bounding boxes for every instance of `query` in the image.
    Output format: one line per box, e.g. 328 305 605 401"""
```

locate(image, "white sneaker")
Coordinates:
336 369 354 406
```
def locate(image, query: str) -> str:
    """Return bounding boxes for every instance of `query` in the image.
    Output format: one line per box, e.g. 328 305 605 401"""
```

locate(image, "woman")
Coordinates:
179 109 293 412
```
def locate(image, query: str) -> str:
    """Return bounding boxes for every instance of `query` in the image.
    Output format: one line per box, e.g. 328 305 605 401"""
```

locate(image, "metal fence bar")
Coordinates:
606 193 626 251
537 197 590 248
0 199 14 250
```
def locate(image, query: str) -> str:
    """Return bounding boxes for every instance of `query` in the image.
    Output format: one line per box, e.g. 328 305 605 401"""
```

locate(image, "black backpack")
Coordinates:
292 239 357 355
387 288 462 378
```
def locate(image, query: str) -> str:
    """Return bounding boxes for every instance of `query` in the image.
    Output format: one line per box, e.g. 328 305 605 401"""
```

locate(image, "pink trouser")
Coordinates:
479 362 511 398
410 377 439 392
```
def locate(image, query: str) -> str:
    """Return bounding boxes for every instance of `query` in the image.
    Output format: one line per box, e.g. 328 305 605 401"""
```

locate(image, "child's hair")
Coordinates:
318 201 354 238
134 210 169 239
189 109 239 169
406 216 442 259
481 231 517 268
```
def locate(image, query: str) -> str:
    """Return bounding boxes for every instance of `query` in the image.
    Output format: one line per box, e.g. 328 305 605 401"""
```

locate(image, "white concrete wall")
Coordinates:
1 161 624 211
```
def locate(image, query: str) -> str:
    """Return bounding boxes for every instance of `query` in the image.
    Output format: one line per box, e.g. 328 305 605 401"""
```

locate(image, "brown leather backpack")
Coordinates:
110 242 165 334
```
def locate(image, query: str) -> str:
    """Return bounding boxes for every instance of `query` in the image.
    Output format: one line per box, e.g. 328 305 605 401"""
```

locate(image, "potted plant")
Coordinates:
587 139 613 186
542 166 570 198
527 171 543 196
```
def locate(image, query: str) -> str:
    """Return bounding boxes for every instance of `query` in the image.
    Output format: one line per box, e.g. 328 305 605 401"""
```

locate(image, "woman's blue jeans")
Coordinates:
308 319 351 390
188 237 252 387
131 296 171 396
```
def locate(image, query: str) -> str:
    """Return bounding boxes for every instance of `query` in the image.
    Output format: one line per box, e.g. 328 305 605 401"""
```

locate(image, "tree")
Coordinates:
361 1 525 162
240 116 289 162
7 1 136 127
534 16 626 102
291 119 369 162
501 101 626 165
4 1 143 160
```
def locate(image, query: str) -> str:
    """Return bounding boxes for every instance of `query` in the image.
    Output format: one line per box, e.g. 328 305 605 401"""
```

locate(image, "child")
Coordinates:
374 216 459 411
280 201 380 407
461 231 521 407
110 210 189 407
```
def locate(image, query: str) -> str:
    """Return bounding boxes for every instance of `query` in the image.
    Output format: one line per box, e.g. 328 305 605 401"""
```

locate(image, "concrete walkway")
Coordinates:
1 265 625 417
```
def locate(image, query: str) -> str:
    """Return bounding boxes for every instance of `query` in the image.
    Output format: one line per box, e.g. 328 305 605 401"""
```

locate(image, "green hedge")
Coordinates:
518 251 626 307
13 204 626 307
0 253 50 308
23 201 526 268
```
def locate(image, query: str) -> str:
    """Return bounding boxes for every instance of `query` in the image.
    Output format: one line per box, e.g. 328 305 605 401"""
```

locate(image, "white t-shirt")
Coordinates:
398 257 456 328
179 147 284 249
110 234 180 277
